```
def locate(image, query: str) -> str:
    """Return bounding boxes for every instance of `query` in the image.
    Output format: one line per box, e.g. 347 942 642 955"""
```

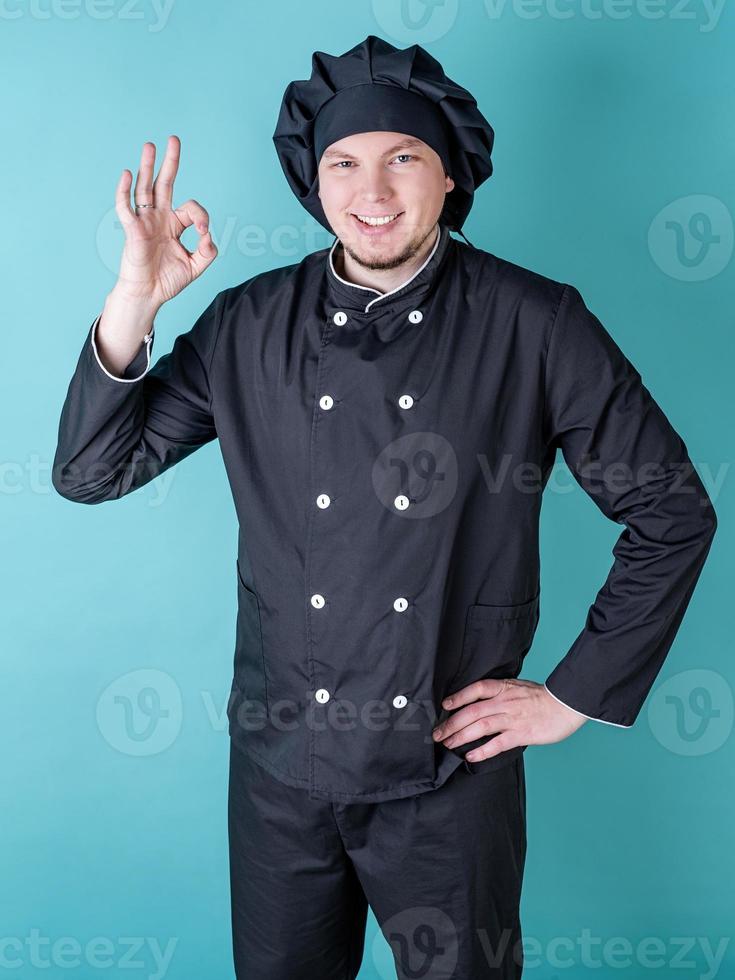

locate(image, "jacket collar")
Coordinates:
325 222 453 314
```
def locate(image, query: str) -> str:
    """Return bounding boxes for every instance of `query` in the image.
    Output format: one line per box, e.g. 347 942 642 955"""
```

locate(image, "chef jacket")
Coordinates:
52 221 717 803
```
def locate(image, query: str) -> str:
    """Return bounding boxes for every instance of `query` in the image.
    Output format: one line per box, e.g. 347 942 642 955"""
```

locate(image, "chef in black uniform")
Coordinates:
52 34 717 980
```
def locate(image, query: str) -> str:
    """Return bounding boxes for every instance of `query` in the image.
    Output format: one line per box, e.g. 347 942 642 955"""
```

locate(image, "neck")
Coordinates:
335 223 440 295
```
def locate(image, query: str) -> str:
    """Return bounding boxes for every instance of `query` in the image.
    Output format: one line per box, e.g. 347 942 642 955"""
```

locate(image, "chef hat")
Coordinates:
272 34 495 236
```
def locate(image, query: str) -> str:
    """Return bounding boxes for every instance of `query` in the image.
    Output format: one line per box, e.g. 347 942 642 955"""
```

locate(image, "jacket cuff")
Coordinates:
90 313 155 382
543 681 633 728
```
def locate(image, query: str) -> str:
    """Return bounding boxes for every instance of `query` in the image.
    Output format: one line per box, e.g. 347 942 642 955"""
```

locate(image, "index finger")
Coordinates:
442 677 507 709
114 168 136 229
153 134 181 209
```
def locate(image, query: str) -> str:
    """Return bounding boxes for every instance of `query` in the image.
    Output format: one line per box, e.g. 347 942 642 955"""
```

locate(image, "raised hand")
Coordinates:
113 135 217 308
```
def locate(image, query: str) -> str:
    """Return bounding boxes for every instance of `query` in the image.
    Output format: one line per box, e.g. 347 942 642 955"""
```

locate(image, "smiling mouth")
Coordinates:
352 212 403 227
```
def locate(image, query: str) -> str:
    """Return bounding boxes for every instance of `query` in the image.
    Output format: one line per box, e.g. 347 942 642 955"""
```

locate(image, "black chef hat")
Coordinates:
272 34 495 236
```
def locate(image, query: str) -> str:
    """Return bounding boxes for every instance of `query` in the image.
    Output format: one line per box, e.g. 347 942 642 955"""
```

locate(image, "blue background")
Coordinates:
2 0 733 977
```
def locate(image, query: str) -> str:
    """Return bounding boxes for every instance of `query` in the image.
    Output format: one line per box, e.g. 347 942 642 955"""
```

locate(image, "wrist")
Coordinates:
106 283 161 320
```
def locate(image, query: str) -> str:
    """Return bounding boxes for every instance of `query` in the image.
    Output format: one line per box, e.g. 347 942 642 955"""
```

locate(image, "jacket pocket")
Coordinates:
450 593 540 691
234 560 268 708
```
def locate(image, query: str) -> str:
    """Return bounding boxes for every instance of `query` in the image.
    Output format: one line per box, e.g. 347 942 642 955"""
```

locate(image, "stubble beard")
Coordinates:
340 220 437 272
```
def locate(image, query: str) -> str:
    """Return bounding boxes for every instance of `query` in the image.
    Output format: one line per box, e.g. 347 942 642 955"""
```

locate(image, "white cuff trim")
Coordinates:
543 683 632 728
90 313 154 383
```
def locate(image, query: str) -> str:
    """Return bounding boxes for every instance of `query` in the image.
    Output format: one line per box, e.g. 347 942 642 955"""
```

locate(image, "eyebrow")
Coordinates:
321 137 425 161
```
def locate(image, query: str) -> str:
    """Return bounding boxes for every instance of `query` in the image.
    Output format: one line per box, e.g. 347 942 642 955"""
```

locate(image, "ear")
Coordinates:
445 174 455 193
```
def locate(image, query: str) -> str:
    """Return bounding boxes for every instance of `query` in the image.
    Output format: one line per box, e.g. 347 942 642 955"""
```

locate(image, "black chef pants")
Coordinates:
227 740 527 980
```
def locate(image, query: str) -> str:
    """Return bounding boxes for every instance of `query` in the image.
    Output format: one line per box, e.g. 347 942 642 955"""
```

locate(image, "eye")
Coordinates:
330 154 415 169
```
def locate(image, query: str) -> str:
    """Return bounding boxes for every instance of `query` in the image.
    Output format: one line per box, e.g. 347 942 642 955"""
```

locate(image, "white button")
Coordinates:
319 394 334 410
316 493 331 509
398 394 414 410
393 597 408 612
408 310 423 323
394 494 410 511
393 695 408 709
310 594 325 609
315 688 330 703
333 311 348 326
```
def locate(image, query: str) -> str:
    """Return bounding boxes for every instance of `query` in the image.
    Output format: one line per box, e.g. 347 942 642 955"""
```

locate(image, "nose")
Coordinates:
356 164 394 205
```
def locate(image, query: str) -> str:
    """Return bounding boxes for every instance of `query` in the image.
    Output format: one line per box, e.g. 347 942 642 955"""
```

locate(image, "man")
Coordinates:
53 35 717 980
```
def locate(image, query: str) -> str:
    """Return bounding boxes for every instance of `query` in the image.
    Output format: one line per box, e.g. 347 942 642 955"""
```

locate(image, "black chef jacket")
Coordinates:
52 221 717 803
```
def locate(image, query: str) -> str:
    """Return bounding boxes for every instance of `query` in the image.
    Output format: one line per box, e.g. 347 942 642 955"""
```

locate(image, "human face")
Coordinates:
317 131 454 271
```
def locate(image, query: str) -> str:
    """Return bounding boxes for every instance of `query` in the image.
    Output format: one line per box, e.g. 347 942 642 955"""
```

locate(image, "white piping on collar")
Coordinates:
328 223 443 314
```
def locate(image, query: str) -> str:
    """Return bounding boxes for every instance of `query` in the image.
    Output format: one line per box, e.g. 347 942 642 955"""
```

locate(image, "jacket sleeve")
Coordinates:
52 292 223 504
541 283 717 728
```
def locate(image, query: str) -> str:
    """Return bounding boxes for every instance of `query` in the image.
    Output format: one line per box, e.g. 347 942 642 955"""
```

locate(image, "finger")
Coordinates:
133 141 156 207
115 168 135 230
153 134 180 209
433 698 508 741
443 713 511 749
188 228 218 279
465 732 519 762
442 677 507 710
432 699 487 740
172 198 210 235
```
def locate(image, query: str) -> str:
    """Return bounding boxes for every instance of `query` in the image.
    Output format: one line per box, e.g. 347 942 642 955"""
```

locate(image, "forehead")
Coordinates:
320 133 428 160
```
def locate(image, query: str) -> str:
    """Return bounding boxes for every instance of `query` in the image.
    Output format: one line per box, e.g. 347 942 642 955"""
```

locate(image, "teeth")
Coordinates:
355 213 400 226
